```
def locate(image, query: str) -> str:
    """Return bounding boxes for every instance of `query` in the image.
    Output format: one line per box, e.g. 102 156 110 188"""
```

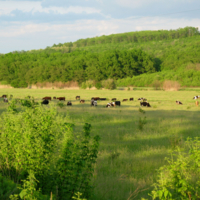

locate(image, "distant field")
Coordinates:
1 88 200 199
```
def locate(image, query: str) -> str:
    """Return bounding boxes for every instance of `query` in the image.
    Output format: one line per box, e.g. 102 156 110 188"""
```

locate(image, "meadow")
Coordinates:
0 88 200 200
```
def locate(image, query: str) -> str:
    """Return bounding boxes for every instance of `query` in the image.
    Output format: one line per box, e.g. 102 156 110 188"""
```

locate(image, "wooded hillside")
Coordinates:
0 26 200 88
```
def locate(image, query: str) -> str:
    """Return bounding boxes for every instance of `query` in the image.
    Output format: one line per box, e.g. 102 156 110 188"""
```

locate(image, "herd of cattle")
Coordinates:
1 94 200 107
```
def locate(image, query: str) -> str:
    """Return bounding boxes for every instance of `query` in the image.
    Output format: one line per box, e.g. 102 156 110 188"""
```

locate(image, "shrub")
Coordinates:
95 82 102 90
101 79 116 90
163 80 180 91
81 82 87 89
57 101 65 108
85 80 94 89
152 80 162 90
149 137 200 199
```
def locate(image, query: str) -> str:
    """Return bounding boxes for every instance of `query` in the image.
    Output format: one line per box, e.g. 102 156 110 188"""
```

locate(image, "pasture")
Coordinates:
0 88 200 199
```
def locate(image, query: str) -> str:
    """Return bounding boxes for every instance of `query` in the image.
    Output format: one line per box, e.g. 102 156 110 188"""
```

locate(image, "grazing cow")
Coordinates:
3 98 8 103
42 96 51 100
57 97 65 101
115 101 121 106
140 101 151 107
76 96 80 100
67 101 72 106
53 96 56 100
91 97 100 101
80 100 85 103
122 99 128 102
195 101 199 106
129 98 134 101
112 98 117 101
2 95 7 98
106 102 116 107
91 100 97 106
193 96 200 100
100 98 107 101
41 99 49 105
176 101 183 105
138 97 147 102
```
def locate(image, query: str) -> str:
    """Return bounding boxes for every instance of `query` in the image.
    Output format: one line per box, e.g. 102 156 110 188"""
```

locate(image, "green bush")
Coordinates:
149 137 200 199
101 79 116 90
95 82 102 90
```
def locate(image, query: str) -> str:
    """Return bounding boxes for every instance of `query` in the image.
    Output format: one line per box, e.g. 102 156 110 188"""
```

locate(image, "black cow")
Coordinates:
100 98 107 101
176 101 183 105
2 95 7 98
41 99 49 105
53 96 56 100
3 98 8 103
67 101 72 106
129 98 134 101
115 101 121 106
140 101 151 107
91 100 97 106
138 97 147 102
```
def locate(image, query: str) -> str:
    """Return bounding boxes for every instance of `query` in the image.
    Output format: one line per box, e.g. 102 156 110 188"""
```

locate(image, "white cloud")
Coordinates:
0 1 100 16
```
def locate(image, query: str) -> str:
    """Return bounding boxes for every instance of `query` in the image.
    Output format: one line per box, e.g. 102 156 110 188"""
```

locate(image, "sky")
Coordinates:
0 0 200 54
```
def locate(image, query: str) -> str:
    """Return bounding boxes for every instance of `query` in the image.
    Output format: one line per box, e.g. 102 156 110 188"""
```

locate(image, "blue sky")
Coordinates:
0 0 200 53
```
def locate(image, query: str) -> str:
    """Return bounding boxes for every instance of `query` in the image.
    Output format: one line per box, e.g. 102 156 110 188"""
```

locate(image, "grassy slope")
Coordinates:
1 88 200 199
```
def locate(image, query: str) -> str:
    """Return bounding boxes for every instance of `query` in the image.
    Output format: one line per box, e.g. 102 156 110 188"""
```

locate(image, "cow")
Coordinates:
91 100 97 106
91 97 100 101
53 96 56 100
100 98 107 101
57 97 65 101
193 96 200 100
2 95 7 98
140 101 151 107
195 101 199 106
138 98 147 101
122 99 128 102
112 98 117 101
67 101 72 106
41 99 49 105
3 98 8 103
106 102 115 107
176 101 183 105
80 100 85 103
115 101 121 106
129 98 134 101
76 96 80 100
42 97 51 100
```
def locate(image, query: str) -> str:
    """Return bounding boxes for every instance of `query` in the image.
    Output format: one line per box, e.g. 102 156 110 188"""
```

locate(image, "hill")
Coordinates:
0 26 200 88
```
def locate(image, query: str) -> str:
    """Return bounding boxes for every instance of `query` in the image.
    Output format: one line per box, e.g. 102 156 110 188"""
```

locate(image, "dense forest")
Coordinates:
0 26 200 88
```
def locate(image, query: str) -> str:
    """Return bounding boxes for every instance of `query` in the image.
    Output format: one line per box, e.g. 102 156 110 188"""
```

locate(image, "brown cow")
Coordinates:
196 101 199 106
80 100 85 103
91 97 100 100
53 96 56 100
57 97 65 101
76 96 80 100
112 98 116 101
2 95 7 98
122 99 128 102
129 98 134 101
42 97 51 100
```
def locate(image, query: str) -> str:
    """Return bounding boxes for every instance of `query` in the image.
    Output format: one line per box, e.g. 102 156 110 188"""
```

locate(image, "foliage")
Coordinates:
0 101 100 200
94 82 102 90
101 79 116 90
149 137 200 199
57 101 65 108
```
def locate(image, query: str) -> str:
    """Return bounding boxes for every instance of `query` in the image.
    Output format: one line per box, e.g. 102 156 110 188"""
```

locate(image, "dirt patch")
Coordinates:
0 85 13 89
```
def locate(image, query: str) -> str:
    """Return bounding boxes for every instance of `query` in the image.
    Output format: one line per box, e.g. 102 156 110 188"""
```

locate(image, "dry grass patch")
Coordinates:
163 80 180 91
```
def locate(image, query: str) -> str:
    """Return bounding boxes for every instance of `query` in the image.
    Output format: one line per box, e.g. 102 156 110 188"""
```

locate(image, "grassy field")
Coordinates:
0 88 200 199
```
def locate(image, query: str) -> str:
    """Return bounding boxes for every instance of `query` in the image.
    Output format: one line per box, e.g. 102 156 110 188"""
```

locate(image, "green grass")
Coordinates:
0 88 200 199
